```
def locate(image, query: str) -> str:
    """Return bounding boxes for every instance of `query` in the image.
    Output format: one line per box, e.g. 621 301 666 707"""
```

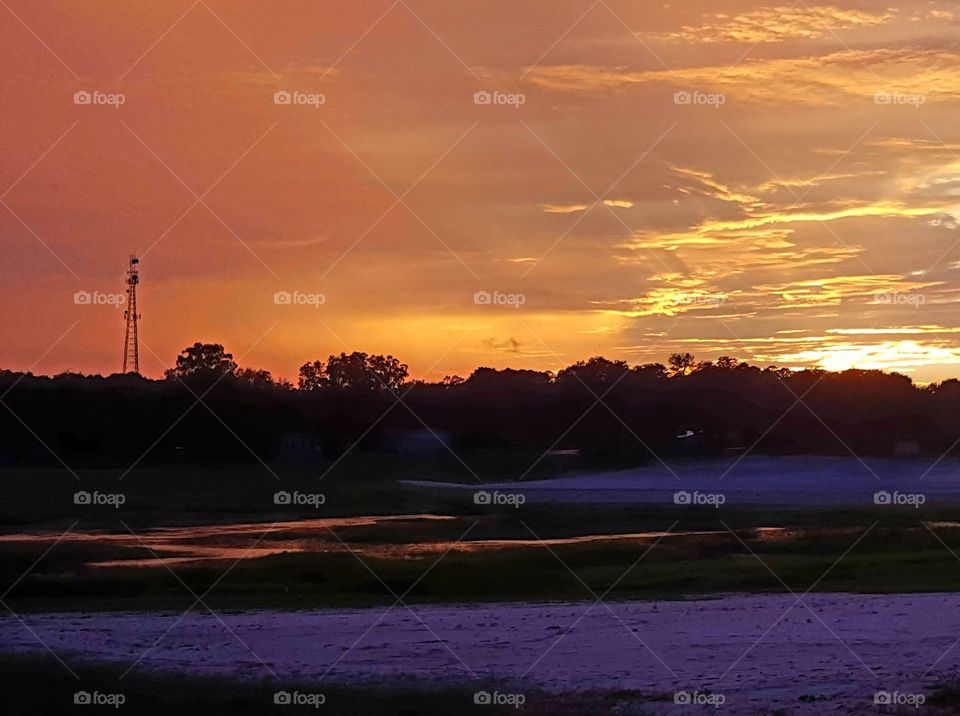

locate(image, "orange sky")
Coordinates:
3 1 960 383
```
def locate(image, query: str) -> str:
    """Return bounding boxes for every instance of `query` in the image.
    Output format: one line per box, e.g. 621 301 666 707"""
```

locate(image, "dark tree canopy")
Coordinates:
557 356 631 386
165 343 238 380
668 352 698 375
236 367 274 386
307 352 409 391
5 342 958 467
297 360 327 391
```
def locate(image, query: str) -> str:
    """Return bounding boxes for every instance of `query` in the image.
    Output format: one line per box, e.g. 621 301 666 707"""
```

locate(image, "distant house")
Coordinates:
676 427 703 443
384 428 452 456
278 432 323 464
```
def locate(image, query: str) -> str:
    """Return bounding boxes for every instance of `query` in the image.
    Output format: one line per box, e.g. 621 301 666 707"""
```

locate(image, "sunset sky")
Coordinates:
3 1 960 383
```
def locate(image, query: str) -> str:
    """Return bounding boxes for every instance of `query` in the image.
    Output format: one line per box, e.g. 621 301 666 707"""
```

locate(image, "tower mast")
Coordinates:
122 255 141 374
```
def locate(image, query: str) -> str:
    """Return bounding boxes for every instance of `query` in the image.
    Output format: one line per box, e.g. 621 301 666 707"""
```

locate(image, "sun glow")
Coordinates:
780 340 960 373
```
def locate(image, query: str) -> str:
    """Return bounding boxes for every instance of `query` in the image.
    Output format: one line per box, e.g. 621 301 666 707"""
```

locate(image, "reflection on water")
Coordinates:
0 516 785 569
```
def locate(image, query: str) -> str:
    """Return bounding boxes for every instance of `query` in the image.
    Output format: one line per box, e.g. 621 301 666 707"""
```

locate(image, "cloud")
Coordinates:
593 286 729 317
523 49 960 106
773 339 960 373
542 199 633 214
751 275 940 309
542 203 590 214
621 202 943 251
670 167 761 205
649 6 895 44
828 326 960 335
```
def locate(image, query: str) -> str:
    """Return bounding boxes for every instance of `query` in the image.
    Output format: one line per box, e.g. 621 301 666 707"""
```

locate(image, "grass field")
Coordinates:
3 483 960 611
5 463 960 713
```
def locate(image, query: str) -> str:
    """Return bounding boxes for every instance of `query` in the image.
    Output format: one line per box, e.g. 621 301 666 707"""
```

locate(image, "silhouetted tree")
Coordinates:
633 362 667 378
466 367 554 390
5 349 958 464
236 367 274 386
165 343 237 380
366 354 409 391
668 352 697 376
298 360 327 391
557 356 630 386
324 352 408 391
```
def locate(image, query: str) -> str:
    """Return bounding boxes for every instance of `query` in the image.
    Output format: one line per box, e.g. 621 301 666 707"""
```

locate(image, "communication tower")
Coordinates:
122 256 141 374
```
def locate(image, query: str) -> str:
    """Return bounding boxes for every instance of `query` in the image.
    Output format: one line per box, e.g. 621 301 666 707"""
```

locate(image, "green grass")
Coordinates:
5 508 960 612
5 464 960 610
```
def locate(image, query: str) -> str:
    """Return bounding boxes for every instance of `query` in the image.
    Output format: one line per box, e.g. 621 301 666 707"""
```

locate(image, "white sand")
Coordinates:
2 593 957 712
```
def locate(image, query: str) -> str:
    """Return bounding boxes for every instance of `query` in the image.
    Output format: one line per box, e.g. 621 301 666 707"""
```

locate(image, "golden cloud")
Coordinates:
524 49 960 106
651 5 895 44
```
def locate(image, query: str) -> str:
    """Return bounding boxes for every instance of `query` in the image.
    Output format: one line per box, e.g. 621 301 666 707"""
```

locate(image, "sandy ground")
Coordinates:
1 593 957 712
405 455 960 507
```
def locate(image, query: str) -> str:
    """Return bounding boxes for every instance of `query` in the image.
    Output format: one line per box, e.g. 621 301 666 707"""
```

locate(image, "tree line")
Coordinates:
3 341 959 465
160 343 817 391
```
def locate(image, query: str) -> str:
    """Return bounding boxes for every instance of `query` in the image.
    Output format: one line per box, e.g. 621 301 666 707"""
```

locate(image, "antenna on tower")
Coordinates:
122 255 141 374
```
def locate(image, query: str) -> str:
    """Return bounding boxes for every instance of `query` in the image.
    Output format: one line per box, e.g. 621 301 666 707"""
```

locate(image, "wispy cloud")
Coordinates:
649 6 895 44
